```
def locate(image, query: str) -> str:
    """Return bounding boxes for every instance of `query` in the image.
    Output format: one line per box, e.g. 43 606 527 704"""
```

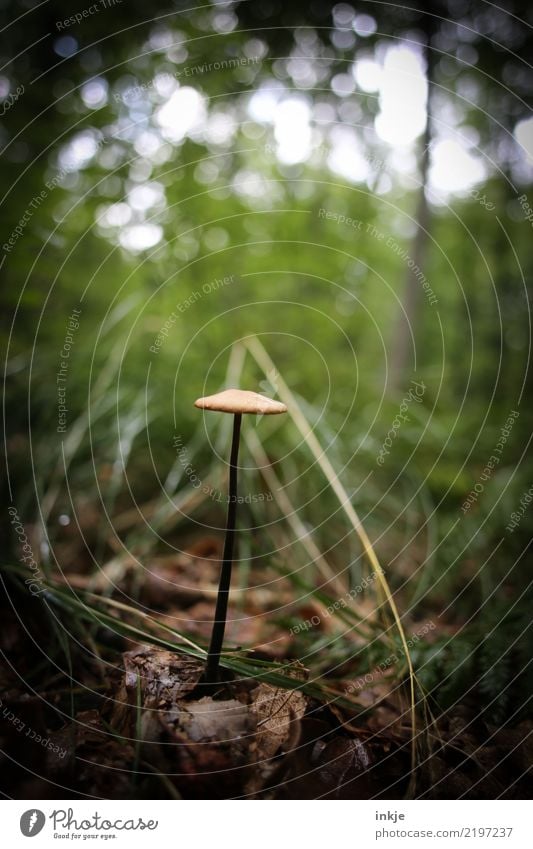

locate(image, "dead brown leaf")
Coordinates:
109 646 308 798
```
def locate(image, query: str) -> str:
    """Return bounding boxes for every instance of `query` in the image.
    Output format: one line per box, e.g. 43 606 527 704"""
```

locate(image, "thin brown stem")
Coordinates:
204 413 242 683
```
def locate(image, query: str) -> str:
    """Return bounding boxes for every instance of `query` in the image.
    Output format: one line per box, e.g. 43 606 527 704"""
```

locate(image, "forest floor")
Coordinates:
1 518 531 800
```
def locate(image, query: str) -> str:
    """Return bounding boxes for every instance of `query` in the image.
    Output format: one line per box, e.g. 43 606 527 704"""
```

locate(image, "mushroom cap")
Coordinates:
194 388 287 415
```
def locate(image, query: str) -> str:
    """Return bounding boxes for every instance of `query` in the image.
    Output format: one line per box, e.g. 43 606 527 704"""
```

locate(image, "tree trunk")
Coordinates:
389 20 436 391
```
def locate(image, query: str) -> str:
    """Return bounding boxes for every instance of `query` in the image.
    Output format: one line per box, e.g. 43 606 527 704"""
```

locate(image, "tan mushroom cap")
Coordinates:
194 388 287 415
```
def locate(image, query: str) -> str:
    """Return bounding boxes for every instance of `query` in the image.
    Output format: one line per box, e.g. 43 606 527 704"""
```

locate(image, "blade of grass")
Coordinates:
8 565 364 712
4 563 388 718
244 423 346 596
40 337 129 524
244 335 420 776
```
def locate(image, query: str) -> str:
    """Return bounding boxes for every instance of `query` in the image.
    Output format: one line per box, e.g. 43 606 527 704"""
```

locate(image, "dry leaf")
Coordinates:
109 646 308 797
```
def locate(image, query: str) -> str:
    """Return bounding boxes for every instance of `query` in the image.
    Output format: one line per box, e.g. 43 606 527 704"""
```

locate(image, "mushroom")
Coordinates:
194 389 287 683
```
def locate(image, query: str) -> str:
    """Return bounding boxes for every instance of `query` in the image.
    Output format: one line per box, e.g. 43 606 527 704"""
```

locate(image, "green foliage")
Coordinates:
416 594 533 723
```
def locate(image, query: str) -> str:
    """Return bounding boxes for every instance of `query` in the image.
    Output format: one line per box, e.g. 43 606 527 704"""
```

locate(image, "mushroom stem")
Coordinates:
204 412 242 683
